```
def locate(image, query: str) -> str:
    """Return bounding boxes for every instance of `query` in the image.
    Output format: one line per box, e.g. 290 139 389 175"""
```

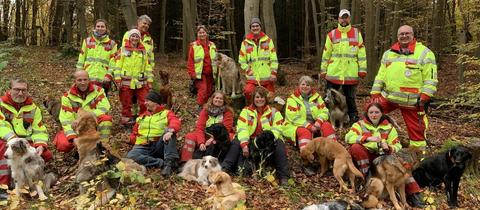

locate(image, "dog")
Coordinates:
300 137 364 192
207 171 246 210
413 146 472 207
43 95 61 123
204 123 231 161
73 108 100 166
302 199 364 210
5 138 57 200
361 177 384 209
250 130 277 166
324 88 349 129
179 155 221 185
215 53 242 98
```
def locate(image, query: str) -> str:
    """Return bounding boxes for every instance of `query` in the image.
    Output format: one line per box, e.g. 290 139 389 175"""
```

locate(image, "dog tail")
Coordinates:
347 157 365 179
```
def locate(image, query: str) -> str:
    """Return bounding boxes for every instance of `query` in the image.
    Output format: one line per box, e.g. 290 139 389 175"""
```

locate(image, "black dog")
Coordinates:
413 146 472 207
250 130 276 164
194 123 231 161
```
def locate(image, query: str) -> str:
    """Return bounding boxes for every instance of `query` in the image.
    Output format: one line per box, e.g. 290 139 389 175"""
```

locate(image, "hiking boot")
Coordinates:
407 192 426 208
161 160 177 177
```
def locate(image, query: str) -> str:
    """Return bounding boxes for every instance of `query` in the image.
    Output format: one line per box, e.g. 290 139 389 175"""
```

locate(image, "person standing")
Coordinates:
239 17 278 104
76 19 117 95
187 25 217 108
320 9 367 123
370 25 437 151
122 15 155 69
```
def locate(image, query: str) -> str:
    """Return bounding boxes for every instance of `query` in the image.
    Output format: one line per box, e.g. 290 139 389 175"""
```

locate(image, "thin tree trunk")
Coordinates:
390 0 402 45
182 0 196 59
120 0 138 29
14 0 22 44
262 0 277 46
31 0 38 45
50 0 63 46
351 0 360 26
432 0 446 53
303 0 310 57
364 0 377 83
340 0 349 10
94 0 106 20
310 0 320 57
225 0 238 59
244 0 260 35
63 0 73 44
1 0 10 41
159 0 166 54
21 0 27 43
77 0 87 42
318 0 326 58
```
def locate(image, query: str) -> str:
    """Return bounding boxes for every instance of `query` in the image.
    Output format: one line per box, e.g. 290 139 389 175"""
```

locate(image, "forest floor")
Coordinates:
0 42 479 209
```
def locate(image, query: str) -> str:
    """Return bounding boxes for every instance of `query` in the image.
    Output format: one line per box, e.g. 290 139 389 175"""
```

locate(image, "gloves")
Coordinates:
419 93 430 103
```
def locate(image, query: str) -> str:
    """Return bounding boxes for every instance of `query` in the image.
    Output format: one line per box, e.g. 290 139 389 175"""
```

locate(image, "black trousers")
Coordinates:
238 140 290 179
326 81 359 119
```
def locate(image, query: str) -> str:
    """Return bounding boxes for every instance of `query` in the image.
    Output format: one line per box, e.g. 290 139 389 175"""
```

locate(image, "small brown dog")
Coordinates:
300 137 364 192
207 171 246 210
73 108 100 166
43 95 61 123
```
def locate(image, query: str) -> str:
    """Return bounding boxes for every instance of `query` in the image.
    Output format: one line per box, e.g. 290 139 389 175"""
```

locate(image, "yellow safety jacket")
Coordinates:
76 35 117 81
371 40 438 107
283 89 329 141
236 105 284 148
122 30 155 68
0 94 48 145
239 32 278 83
321 24 367 85
59 84 111 139
346 119 401 153
134 110 168 145
113 41 153 89
191 40 217 79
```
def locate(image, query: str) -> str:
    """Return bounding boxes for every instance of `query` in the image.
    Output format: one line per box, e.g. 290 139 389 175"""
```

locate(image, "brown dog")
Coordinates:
207 171 246 210
300 137 364 192
361 177 384 208
73 108 100 167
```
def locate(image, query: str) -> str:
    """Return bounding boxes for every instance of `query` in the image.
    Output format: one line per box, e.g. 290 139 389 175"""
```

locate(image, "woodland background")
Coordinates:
0 0 479 209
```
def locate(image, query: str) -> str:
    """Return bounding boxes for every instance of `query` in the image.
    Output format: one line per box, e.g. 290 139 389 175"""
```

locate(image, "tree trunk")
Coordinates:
120 0 138 29
390 0 402 45
63 0 73 44
310 0 320 57
244 0 260 35
432 0 446 53
31 0 38 45
350 0 361 26
1 0 11 41
21 0 27 43
364 0 377 84
159 0 167 54
182 0 196 59
225 0 238 59
94 0 106 20
318 0 326 58
50 0 63 46
77 0 87 42
303 0 310 57
262 0 277 45
14 0 22 44
340 0 349 10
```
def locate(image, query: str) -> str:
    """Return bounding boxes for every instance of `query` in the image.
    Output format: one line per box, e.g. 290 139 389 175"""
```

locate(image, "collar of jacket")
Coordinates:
245 31 266 41
1 91 33 110
69 82 95 97
124 40 146 52
293 88 319 100
390 38 417 55
361 117 390 127
337 24 352 33
91 34 111 43
195 39 211 47
247 104 269 113
144 105 166 116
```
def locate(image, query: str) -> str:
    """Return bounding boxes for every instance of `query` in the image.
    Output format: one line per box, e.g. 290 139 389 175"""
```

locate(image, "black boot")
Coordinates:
161 159 177 177
407 192 426 208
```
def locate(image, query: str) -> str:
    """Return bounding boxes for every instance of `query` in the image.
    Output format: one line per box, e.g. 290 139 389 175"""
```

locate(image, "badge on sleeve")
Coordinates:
405 69 412 77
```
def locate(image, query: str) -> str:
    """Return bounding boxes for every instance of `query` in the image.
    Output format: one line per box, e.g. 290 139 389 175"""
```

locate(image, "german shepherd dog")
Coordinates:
5 138 57 200
43 95 61 123
413 146 472 207
215 53 243 98
324 88 349 129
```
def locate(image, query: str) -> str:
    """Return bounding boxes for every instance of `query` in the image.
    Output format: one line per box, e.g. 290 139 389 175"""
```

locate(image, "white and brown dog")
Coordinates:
207 171 246 210
215 53 243 98
324 88 349 129
179 155 221 185
5 138 56 200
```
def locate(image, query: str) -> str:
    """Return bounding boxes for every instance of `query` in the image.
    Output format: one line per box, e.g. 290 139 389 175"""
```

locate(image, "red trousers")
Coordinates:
0 139 52 185
244 80 275 104
119 86 149 124
376 96 427 145
349 143 421 194
180 132 200 162
195 75 214 106
296 121 337 149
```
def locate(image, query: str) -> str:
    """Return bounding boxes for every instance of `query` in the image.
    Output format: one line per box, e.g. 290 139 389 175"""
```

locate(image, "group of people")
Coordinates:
0 9 437 208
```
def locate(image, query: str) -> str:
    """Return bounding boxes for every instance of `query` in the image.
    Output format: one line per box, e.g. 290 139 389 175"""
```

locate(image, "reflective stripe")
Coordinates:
4 132 16 140
298 139 311 146
187 147 194 152
185 139 195 145
85 57 110 65
98 107 109 113
357 159 369 165
62 120 73 124
371 86 382 92
65 130 76 136
237 128 246 133
406 176 416 184
98 125 111 131
0 159 8 165
424 80 438 86
421 87 436 95
331 53 357 58
358 57 367 61
382 90 419 99
0 170 9 175
422 58 436 65
194 58 202 63
384 57 418 63
418 48 431 64
100 134 109 139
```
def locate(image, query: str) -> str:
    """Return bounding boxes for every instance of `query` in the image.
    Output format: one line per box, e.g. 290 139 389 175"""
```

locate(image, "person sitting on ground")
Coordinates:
283 76 337 176
127 90 181 176
55 70 112 153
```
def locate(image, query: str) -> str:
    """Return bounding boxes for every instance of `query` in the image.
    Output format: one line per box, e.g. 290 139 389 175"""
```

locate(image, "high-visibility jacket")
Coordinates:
237 105 284 149
346 118 401 153
76 35 117 81
130 105 181 145
113 41 153 89
371 40 438 107
59 83 111 139
122 30 155 68
0 93 48 146
321 24 367 85
239 32 278 84
194 108 235 144
283 89 329 141
188 40 217 79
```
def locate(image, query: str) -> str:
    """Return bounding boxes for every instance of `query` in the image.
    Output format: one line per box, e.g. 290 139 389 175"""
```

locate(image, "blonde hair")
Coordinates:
204 91 233 112
299 75 314 86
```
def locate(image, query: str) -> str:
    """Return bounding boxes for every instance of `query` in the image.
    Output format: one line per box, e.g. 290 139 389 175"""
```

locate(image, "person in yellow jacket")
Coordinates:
0 78 52 196
320 9 367 123
239 17 279 104
54 70 112 153
114 29 153 127
370 25 437 150
76 19 117 95
346 102 425 208
122 15 154 69
236 87 289 185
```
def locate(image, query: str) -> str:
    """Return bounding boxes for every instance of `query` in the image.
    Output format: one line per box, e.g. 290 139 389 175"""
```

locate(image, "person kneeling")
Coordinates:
127 90 181 176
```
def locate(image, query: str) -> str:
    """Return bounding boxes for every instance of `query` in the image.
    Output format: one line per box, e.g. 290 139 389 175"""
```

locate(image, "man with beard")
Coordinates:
320 9 367 124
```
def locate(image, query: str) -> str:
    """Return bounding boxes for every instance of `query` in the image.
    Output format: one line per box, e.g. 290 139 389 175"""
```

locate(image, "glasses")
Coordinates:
398 32 413 37
12 88 28 93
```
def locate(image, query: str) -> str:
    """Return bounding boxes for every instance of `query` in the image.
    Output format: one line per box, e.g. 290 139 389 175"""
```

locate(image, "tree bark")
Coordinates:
432 0 446 53
310 0 320 57
318 0 326 58
14 0 22 44
77 0 87 42
262 0 277 45
63 0 73 44
182 0 196 59
50 0 63 46
1 0 11 41
120 0 138 29
364 0 377 83
31 0 38 45
158 0 167 54
303 0 310 56
340 0 349 10
350 0 361 26
244 0 260 35
390 0 402 45
21 0 27 43
94 0 106 20
224 0 238 59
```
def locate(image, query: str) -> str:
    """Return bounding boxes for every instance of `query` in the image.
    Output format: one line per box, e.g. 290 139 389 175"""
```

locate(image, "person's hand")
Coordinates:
205 137 214 146
270 75 277 82
104 77 111 82
309 125 318 133
163 131 173 142
370 94 382 104
380 142 390 151
314 121 322 129
367 136 381 142
199 144 206 151
36 146 44 156
246 69 253 76
242 146 249 157
319 72 326 79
